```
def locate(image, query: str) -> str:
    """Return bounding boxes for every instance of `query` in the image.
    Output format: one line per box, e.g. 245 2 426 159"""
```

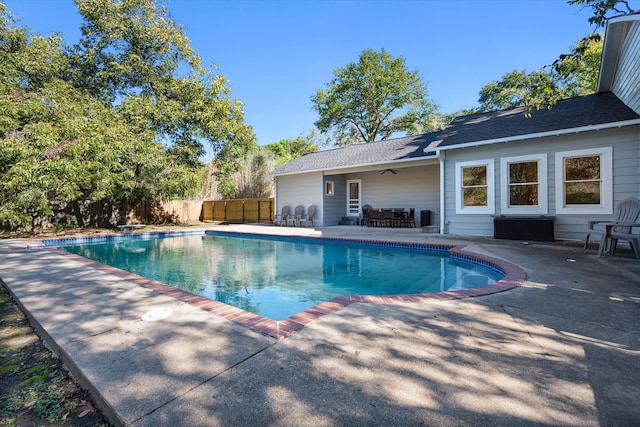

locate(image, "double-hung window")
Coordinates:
500 154 547 214
555 147 612 214
455 159 494 214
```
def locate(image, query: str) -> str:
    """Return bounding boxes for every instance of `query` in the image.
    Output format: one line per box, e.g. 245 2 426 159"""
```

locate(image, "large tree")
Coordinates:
229 151 276 199
478 35 603 113
0 0 255 231
479 70 559 112
68 0 256 167
524 0 636 111
311 48 438 146
411 110 476 135
0 6 167 230
263 132 321 167
212 132 320 199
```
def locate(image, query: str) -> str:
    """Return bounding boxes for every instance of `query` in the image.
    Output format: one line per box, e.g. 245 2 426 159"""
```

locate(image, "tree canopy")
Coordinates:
566 0 635 29
521 0 636 111
69 0 255 167
0 0 254 231
477 1 634 114
555 0 634 79
263 132 320 167
478 35 603 112
311 48 438 146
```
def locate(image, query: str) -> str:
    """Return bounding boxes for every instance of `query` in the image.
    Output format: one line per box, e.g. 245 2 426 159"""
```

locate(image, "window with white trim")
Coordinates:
455 159 494 214
555 147 612 214
500 154 547 214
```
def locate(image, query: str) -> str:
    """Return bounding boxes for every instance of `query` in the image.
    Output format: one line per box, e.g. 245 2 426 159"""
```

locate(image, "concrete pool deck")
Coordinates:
1 224 639 426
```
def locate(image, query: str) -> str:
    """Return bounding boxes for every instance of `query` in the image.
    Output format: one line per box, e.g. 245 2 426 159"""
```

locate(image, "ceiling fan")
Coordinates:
380 168 399 175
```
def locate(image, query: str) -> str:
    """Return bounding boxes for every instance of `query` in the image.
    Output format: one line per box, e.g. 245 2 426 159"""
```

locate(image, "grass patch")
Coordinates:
0 292 10 305
0 360 18 375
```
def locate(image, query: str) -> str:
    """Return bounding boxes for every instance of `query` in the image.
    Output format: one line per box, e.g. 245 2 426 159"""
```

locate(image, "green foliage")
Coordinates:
0 55 166 229
0 0 255 231
551 1 635 84
553 34 603 93
522 0 636 112
479 70 564 112
0 289 10 305
263 132 320 166
0 358 76 424
312 48 439 146
217 131 322 199
212 132 259 199
478 36 603 113
568 0 635 27
69 0 255 165
157 161 209 200
410 110 474 135
0 360 19 375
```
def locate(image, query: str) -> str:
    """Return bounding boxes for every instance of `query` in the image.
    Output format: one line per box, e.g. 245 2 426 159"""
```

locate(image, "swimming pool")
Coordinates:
56 231 504 321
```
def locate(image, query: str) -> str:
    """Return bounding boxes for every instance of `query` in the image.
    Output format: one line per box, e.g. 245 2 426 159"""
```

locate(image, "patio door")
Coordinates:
346 179 361 216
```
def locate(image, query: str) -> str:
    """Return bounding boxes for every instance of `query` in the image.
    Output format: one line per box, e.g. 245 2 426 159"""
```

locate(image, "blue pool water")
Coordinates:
58 232 503 321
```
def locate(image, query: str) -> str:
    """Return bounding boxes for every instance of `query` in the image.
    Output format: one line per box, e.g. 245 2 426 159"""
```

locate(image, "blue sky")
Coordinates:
5 0 595 146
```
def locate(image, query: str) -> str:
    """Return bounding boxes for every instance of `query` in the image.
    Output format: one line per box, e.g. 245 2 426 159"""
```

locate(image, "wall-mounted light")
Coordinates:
325 181 334 196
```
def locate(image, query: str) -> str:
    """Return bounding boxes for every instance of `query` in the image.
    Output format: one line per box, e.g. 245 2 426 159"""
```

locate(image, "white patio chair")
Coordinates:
299 206 315 227
278 206 291 226
289 205 304 227
584 197 640 253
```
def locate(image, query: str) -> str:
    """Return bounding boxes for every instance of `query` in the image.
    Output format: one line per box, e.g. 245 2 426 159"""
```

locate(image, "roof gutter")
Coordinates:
434 118 640 152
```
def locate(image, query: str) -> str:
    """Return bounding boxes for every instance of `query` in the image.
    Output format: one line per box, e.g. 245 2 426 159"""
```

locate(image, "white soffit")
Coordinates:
597 13 640 92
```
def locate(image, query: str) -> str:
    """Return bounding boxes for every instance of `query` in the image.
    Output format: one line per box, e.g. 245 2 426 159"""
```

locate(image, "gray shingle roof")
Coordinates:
436 92 639 147
270 133 439 176
271 92 639 176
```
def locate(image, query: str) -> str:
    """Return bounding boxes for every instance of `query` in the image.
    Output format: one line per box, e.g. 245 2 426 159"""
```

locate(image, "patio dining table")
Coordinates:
365 208 408 228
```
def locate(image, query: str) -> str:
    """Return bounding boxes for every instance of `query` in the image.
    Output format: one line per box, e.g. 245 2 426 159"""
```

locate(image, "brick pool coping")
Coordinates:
24 232 526 339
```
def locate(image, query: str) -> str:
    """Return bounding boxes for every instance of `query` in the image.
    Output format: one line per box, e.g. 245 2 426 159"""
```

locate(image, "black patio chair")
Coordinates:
402 208 416 228
380 209 394 227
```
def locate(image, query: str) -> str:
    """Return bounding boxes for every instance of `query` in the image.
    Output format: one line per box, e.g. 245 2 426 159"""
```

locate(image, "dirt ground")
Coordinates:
0 284 110 426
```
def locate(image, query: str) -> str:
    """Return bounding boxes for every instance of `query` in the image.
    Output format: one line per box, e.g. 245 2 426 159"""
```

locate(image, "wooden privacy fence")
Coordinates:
128 200 203 224
201 198 274 224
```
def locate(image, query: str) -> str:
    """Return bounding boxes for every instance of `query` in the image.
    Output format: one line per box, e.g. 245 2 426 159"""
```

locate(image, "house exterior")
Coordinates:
270 13 640 241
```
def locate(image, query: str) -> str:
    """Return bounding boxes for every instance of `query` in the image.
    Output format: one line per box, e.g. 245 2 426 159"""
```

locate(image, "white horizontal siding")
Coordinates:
613 21 640 113
443 127 640 240
275 172 324 226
